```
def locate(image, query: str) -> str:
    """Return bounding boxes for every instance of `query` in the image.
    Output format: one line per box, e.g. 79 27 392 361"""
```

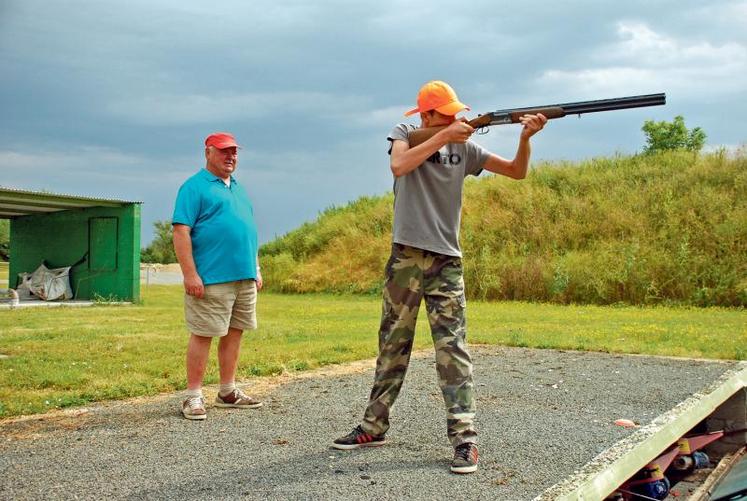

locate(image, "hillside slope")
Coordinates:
260 150 746 306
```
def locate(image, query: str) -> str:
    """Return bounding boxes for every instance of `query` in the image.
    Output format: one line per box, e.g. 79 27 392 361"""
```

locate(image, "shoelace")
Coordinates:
186 396 204 409
233 389 251 401
455 444 475 461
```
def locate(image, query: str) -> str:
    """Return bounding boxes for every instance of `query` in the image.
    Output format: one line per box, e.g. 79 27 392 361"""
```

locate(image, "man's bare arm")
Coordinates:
483 113 547 179
173 224 204 298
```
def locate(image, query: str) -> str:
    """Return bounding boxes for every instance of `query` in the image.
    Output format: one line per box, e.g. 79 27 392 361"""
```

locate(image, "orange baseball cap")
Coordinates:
204 132 241 149
404 80 470 117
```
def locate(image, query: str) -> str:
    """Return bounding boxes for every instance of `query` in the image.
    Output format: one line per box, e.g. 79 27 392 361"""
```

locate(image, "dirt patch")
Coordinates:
1 408 95 441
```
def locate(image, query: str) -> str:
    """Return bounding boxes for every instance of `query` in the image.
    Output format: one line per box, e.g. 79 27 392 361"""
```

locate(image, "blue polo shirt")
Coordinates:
172 169 258 285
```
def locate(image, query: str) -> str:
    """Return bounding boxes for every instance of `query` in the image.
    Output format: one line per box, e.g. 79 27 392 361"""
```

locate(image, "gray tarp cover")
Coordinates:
17 263 73 301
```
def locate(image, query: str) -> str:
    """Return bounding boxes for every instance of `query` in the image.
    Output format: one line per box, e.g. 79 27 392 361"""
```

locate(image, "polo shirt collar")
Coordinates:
200 168 235 185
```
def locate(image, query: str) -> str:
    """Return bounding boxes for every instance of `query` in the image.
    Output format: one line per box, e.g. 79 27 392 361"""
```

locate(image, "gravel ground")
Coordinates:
0 346 738 500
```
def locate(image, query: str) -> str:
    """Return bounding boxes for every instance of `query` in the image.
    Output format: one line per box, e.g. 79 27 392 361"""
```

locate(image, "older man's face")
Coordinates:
205 146 238 179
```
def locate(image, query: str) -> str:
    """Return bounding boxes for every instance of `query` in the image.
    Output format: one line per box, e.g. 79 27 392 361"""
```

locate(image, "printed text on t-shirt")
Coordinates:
427 152 462 166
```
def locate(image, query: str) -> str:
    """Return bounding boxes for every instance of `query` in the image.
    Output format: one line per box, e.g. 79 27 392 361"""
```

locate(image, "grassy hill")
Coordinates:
260 149 747 307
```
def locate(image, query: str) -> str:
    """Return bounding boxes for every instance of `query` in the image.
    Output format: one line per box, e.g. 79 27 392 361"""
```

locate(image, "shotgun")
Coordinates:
407 93 666 147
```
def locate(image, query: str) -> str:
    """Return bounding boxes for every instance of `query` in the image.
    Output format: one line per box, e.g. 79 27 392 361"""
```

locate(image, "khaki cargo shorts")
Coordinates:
184 279 257 337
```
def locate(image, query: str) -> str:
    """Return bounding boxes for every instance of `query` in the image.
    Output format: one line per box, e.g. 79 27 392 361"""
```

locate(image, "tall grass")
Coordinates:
260 196 394 294
260 150 747 306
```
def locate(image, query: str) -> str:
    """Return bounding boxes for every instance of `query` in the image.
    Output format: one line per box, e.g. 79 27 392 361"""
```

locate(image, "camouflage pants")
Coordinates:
362 243 476 446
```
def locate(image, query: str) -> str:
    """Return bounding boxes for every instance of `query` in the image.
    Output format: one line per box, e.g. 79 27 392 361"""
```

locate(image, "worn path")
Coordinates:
0 346 738 500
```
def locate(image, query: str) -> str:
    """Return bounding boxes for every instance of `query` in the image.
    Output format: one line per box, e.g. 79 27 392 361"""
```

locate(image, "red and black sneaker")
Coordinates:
332 425 386 450
451 442 479 474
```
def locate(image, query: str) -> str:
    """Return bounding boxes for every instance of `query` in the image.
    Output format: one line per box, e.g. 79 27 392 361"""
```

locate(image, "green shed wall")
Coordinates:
9 204 141 301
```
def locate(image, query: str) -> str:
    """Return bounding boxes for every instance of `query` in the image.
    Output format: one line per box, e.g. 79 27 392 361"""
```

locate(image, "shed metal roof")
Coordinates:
0 186 141 218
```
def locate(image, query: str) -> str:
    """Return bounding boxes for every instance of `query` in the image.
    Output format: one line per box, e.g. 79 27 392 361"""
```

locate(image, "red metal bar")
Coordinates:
678 431 725 453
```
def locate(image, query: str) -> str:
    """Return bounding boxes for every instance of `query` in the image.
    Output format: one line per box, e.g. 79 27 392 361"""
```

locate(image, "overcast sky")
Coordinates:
2 0 746 245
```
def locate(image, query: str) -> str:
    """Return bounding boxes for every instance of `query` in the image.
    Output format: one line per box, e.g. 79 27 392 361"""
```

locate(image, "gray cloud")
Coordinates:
1 0 746 245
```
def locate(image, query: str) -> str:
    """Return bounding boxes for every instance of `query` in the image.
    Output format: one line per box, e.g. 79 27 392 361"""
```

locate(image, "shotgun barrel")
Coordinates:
484 93 666 125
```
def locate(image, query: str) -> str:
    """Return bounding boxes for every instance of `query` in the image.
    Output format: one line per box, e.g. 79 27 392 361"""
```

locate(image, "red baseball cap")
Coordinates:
404 80 470 117
204 132 241 149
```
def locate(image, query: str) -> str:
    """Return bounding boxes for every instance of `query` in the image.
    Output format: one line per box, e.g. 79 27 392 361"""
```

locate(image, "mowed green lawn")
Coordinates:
0 284 745 418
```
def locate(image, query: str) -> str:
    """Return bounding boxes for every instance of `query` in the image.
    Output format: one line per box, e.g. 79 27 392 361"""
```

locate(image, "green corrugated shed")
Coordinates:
0 187 141 302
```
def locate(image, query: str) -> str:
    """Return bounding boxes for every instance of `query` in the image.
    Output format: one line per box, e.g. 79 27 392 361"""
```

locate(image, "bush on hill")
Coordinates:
260 149 747 307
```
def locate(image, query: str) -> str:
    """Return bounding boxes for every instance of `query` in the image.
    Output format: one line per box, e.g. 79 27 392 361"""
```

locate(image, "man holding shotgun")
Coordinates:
332 81 547 473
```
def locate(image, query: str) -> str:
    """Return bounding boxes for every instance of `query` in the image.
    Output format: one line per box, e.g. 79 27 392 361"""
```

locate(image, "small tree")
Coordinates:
642 115 706 154
140 220 177 264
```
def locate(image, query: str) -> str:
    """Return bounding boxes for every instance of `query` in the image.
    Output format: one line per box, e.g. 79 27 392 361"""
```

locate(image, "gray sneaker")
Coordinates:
182 396 207 420
215 388 263 409
451 443 479 474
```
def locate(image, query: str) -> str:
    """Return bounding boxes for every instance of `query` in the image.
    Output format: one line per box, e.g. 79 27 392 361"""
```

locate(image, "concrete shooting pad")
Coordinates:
0 346 745 500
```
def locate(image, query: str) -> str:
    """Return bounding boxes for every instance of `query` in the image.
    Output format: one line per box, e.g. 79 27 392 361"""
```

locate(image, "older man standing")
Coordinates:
172 132 263 420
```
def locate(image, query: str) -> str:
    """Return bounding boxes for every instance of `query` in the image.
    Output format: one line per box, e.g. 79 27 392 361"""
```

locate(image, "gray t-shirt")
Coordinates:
388 123 489 257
